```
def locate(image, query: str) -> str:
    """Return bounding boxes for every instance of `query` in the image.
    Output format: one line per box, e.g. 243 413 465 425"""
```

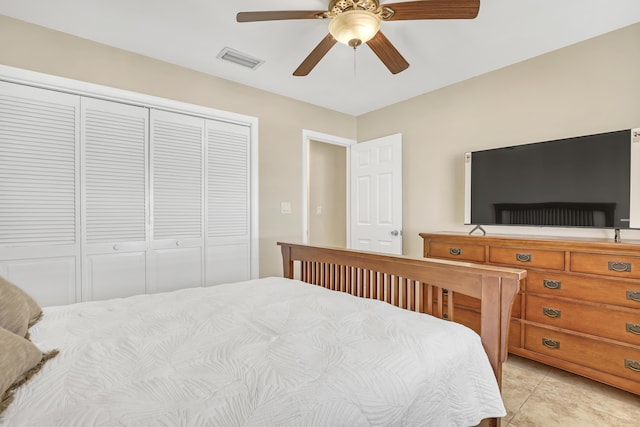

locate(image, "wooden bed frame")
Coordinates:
279 242 526 427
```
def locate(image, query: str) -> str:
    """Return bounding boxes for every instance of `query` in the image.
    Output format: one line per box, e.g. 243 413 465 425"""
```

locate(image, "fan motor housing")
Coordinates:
328 0 380 16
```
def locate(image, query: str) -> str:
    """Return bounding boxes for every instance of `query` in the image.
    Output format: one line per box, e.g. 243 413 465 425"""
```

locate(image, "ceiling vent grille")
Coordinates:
217 47 264 70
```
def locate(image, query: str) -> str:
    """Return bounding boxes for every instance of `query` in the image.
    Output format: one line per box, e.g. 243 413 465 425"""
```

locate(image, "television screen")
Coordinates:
465 129 634 229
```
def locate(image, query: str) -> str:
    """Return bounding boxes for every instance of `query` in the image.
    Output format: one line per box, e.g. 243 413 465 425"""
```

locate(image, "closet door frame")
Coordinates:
0 64 260 281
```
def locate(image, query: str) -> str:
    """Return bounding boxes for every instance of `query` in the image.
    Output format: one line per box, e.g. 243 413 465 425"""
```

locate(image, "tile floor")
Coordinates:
500 355 640 427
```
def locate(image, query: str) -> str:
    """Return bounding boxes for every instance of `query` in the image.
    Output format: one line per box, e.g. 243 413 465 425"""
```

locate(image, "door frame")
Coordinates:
302 130 356 246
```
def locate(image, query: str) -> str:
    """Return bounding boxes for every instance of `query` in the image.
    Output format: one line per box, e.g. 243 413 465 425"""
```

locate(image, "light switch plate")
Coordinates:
280 202 291 214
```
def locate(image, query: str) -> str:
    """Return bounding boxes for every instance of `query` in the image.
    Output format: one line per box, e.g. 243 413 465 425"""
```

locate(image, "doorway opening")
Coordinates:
302 130 355 246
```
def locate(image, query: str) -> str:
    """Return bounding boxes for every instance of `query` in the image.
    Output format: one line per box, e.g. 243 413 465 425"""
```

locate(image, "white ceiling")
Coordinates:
2 0 640 116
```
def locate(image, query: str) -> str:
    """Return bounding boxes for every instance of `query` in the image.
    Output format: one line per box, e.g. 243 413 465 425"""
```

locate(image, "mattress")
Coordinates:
1 277 506 426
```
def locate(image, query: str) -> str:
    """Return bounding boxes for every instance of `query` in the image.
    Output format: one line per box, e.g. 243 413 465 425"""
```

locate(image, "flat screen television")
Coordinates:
464 128 640 229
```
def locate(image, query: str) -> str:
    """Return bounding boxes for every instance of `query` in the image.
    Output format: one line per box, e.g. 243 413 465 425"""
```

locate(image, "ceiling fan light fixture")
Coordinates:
328 10 380 47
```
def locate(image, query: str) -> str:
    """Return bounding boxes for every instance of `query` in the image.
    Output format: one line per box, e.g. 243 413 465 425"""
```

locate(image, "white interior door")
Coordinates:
0 81 81 306
205 119 252 286
349 134 402 254
81 97 149 301
149 109 205 293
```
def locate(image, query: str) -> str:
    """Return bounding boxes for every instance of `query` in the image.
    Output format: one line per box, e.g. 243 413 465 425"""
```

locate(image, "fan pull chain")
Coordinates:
348 39 362 78
353 45 357 78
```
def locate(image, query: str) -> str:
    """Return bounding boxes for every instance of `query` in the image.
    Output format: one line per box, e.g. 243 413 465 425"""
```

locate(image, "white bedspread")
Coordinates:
2 277 506 426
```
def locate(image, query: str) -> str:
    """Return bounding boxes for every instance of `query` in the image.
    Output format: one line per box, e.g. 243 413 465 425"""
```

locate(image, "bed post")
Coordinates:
480 274 519 390
480 275 503 386
281 244 294 279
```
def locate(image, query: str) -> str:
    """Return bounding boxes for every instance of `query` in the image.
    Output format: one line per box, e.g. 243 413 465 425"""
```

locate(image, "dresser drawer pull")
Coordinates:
442 288 449 295
625 359 640 372
627 290 640 302
449 247 462 256
543 307 562 318
516 253 532 263
626 323 640 335
608 261 631 273
542 337 560 349
543 279 562 290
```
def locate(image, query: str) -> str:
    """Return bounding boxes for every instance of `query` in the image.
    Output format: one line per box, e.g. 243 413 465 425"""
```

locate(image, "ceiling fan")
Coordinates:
237 0 480 76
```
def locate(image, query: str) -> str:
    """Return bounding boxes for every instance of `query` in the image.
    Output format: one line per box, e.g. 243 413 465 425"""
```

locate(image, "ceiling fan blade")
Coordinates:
237 10 325 23
293 34 337 76
383 0 480 21
366 31 409 75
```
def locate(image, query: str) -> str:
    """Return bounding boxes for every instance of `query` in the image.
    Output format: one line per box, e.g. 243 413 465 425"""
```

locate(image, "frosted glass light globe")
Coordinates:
329 10 381 47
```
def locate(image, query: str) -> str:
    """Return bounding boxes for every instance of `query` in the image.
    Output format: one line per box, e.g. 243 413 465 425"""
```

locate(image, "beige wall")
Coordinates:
2 15 639 270
0 15 357 277
357 22 640 258
308 141 346 247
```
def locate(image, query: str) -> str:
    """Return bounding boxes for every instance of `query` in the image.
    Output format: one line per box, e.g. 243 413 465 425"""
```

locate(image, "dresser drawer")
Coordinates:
438 292 522 318
429 242 485 262
489 246 565 270
509 319 522 350
461 292 521 318
526 295 640 346
449 305 480 334
442 306 522 349
571 252 640 280
526 271 640 309
525 325 640 381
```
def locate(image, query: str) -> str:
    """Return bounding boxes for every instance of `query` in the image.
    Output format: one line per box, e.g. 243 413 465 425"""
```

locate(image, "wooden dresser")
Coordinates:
420 232 640 395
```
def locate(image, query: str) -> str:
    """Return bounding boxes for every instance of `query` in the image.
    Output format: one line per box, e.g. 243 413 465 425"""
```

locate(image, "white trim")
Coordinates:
630 128 640 229
464 152 472 225
0 64 260 278
0 65 255 126
302 130 356 246
250 124 260 278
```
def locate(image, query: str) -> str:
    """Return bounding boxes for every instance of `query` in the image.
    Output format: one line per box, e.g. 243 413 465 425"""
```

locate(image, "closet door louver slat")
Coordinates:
151 114 203 240
0 90 78 246
207 128 250 239
82 100 147 244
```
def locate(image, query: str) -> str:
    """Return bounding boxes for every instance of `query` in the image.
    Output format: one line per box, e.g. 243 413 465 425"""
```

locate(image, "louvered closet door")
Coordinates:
81 97 148 301
149 110 204 293
206 119 251 285
0 81 80 306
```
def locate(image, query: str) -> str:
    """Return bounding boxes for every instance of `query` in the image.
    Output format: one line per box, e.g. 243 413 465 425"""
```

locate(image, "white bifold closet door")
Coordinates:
206 120 251 285
0 81 81 306
81 97 149 301
149 110 204 293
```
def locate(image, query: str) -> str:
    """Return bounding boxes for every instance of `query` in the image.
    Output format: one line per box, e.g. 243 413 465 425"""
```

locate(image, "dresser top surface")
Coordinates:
420 232 640 253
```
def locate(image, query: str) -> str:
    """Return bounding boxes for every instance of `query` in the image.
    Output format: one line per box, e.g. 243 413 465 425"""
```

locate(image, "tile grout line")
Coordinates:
506 365 552 424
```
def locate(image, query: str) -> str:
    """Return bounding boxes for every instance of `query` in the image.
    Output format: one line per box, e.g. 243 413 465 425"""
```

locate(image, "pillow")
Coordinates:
0 276 42 337
0 327 58 415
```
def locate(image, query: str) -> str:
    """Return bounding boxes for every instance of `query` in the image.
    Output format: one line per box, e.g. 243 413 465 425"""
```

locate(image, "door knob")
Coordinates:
390 230 401 236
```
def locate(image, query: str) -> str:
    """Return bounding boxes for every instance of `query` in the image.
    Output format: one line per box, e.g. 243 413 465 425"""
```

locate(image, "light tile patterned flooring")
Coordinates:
500 355 640 427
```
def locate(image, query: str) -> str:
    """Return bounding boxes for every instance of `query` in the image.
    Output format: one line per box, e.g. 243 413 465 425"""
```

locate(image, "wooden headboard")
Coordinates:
278 242 526 391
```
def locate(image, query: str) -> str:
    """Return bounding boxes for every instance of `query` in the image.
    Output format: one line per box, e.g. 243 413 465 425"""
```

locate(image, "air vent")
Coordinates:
217 47 264 70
